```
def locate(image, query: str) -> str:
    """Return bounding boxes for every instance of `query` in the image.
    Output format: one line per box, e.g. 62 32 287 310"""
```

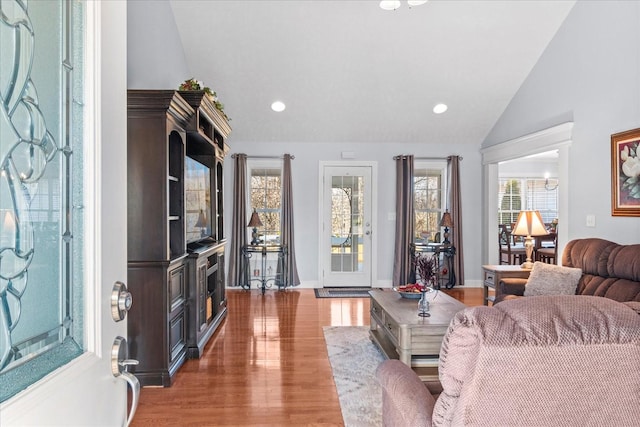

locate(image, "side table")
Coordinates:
410 243 456 289
482 265 531 305
241 245 288 294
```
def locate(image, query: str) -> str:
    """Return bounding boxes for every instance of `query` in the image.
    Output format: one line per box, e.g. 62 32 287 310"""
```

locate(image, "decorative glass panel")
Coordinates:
0 0 84 401
330 175 364 273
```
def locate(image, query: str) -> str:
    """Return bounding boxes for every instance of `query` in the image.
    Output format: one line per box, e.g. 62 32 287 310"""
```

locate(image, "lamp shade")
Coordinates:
440 211 453 228
195 209 207 228
512 210 548 237
247 209 263 227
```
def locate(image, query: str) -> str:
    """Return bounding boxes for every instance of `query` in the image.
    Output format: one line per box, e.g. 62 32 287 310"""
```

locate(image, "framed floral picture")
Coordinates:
611 127 640 216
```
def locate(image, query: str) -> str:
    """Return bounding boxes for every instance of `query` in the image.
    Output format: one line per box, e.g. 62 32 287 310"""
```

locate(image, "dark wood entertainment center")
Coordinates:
127 90 231 386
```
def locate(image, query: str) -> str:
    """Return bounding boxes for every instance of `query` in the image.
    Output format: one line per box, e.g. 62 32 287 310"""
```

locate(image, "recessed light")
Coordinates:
271 101 286 112
433 103 448 114
380 1 401 11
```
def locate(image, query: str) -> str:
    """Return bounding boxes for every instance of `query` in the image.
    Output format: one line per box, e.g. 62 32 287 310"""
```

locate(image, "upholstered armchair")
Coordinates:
376 295 640 427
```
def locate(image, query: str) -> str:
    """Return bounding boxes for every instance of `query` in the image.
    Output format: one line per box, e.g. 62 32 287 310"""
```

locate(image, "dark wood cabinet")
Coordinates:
127 90 231 386
127 91 192 387
179 90 230 359
186 242 226 358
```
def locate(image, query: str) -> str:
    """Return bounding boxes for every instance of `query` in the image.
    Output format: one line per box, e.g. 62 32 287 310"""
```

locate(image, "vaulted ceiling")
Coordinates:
169 0 575 145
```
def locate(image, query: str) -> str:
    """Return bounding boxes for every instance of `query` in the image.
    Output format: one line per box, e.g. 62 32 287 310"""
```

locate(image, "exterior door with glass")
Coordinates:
321 164 375 287
0 1 131 425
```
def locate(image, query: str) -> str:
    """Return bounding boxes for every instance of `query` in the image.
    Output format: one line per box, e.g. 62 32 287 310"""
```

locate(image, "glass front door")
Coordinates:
0 0 84 399
322 165 374 287
1 2 128 424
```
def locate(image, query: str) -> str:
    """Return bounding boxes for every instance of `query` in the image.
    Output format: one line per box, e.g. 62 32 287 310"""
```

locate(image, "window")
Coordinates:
249 161 282 245
414 162 447 243
499 177 558 225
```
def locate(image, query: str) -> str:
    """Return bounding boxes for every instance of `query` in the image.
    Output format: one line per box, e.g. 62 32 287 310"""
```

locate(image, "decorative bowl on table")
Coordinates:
393 284 432 299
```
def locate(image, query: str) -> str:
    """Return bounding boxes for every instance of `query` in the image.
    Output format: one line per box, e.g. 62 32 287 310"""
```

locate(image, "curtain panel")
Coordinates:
392 155 415 285
228 153 248 286
281 154 301 286
448 155 464 285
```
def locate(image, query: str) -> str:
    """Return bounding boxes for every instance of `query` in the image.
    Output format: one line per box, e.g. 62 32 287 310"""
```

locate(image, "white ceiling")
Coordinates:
169 0 575 145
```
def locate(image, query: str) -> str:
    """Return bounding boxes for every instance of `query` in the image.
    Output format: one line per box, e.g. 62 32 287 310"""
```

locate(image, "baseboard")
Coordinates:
226 279 483 289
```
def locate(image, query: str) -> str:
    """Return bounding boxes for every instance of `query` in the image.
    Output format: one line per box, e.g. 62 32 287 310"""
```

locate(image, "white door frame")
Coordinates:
318 161 378 287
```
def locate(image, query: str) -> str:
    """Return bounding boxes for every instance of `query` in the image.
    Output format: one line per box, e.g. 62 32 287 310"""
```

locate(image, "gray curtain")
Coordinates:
280 154 301 286
392 155 414 285
448 155 464 285
227 153 248 287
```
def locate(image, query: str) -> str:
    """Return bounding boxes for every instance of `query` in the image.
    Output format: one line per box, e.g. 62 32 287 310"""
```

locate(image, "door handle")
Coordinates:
111 281 132 322
112 336 140 427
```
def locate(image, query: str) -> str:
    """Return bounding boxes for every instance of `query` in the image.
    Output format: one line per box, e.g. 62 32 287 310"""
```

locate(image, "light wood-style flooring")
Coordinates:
131 288 483 426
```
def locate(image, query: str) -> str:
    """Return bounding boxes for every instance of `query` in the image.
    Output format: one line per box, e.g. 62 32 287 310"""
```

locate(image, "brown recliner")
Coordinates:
496 238 640 303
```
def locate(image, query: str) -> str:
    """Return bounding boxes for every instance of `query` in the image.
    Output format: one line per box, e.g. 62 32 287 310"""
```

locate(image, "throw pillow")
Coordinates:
523 261 582 297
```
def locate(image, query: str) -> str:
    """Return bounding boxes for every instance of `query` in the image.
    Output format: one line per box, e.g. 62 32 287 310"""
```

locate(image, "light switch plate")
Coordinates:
586 214 596 227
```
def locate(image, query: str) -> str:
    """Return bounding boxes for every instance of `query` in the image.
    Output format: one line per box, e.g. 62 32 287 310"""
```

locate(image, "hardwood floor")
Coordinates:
131 288 483 426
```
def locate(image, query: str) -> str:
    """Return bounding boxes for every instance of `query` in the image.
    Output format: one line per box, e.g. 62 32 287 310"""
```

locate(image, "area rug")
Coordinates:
315 287 377 298
323 326 385 427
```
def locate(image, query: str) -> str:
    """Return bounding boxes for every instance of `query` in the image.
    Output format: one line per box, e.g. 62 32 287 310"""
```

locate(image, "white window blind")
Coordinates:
498 178 558 225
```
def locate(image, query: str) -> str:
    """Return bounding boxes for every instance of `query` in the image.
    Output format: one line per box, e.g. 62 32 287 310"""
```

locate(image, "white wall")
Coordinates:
483 1 640 244
127 0 190 88
125 2 485 287
225 141 483 287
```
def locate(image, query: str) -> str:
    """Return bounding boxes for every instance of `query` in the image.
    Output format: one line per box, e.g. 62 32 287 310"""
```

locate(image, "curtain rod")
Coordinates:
393 155 463 161
231 154 295 160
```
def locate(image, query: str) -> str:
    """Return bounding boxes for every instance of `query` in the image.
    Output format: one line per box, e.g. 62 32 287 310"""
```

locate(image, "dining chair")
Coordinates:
535 228 558 264
499 224 526 265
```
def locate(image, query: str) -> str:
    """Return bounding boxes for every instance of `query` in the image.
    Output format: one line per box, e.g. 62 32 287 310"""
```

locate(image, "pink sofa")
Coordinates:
376 295 640 426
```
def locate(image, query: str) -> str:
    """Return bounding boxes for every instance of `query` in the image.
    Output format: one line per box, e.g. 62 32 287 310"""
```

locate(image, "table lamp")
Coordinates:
195 209 208 237
248 209 263 245
511 210 549 269
440 211 453 244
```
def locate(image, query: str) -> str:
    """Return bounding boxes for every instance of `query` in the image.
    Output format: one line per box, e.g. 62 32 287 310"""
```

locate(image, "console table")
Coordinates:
369 289 465 381
482 264 532 305
241 245 288 294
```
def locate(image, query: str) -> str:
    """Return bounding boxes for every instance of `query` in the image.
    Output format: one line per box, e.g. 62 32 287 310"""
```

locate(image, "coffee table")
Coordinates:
369 289 465 380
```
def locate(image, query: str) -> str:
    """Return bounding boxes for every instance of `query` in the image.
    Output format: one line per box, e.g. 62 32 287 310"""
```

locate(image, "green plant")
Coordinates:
178 78 229 120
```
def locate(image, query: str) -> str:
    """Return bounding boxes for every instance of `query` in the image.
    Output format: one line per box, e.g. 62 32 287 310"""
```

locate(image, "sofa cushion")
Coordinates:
523 261 582 296
562 238 617 276
624 301 640 314
563 239 640 301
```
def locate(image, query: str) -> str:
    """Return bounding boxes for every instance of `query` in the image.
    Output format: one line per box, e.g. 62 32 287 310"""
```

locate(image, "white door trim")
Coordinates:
481 122 572 265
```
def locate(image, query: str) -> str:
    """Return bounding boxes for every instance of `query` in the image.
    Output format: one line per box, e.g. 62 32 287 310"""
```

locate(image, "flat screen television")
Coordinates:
185 156 212 244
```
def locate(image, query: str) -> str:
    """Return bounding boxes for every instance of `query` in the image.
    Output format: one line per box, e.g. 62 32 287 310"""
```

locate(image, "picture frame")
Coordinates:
611 127 640 216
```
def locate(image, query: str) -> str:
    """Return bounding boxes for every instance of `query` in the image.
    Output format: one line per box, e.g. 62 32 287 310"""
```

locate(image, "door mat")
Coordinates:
314 287 377 298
